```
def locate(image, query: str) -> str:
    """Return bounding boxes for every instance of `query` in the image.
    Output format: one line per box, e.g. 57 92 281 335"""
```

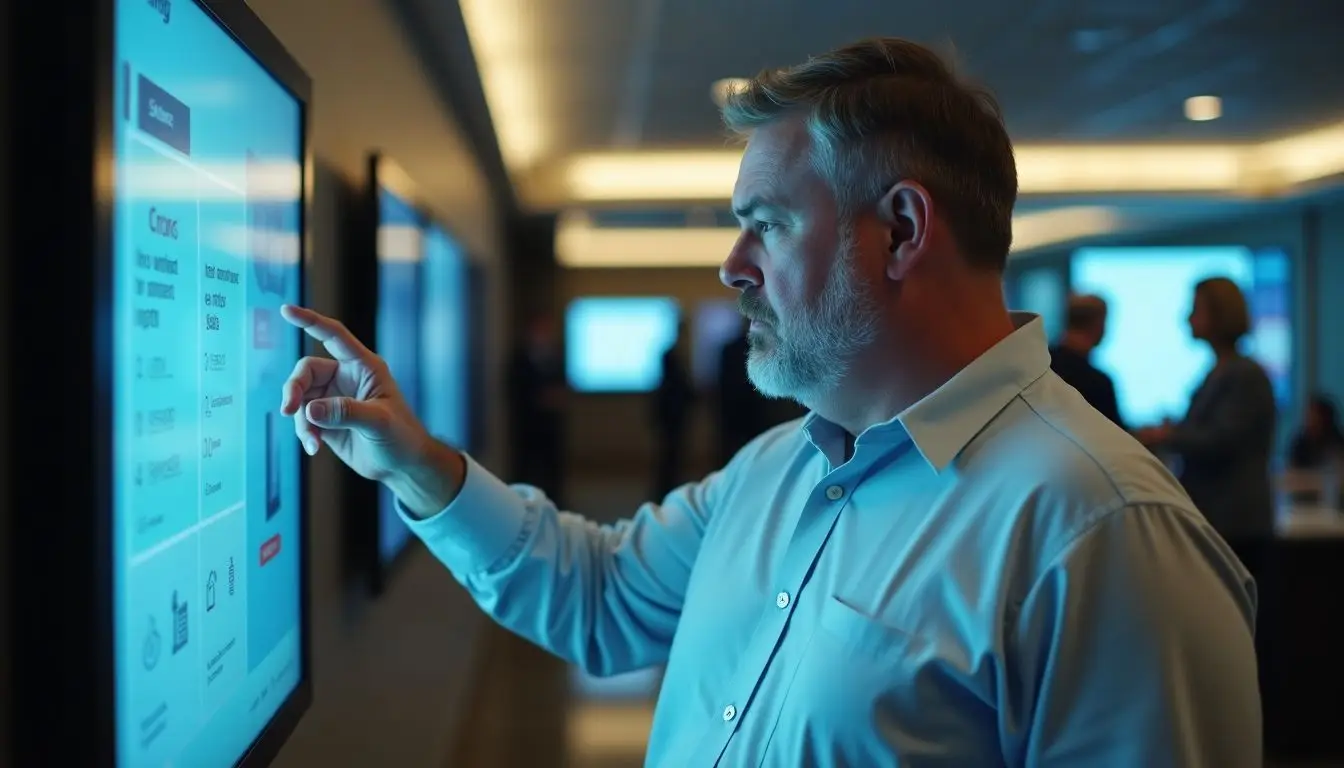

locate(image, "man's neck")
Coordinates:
808 311 1018 438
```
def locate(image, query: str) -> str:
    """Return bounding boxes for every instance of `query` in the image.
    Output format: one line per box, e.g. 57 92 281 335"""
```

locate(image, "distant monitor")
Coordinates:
691 299 746 389
566 297 681 393
372 162 424 574
1071 246 1293 427
56 0 314 766
421 223 471 449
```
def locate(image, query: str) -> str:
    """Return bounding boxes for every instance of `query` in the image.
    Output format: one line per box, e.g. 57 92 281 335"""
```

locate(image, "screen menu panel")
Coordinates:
375 188 422 566
113 1 304 766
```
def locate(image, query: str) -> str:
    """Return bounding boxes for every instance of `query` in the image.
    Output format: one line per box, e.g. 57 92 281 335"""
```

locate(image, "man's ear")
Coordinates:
877 180 934 281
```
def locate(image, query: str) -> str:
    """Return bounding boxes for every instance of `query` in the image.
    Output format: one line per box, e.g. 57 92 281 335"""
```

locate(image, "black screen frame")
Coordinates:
6 1 313 765
343 152 424 598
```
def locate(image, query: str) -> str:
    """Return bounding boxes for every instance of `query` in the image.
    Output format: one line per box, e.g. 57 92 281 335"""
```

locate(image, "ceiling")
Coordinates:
395 0 1344 255
481 0 1344 158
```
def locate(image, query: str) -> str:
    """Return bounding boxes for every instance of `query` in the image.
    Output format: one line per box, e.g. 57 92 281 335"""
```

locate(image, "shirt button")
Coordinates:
775 591 790 609
825 485 845 501
722 704 737 721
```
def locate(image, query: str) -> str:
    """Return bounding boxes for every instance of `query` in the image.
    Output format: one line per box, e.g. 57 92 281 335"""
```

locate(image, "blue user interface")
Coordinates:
375 188 423 565
112 1 305 765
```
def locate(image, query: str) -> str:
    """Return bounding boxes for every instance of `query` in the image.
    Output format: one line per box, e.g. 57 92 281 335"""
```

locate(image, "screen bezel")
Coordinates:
343 153 424 597
7 2 313 765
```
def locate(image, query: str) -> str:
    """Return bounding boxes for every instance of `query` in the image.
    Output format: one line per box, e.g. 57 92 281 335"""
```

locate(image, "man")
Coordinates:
651 319 695 497
280 37 1260 767
505 312 567 505
1049 293 1126 429
715 318 768 464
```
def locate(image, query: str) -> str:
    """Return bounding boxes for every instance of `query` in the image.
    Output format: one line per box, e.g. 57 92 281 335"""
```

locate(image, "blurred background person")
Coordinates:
508 311 569 506
651 319 694 497
1049 293 1125 429
1289 392 1344 470
715 317 768 464
1137 276 1277 583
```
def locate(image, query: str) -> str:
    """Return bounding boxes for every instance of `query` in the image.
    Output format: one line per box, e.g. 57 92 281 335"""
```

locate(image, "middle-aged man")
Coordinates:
280 37 1260 767
1049 293 1127 429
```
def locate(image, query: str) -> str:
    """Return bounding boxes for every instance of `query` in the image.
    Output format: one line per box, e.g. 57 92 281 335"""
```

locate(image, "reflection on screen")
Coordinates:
1072 246 1292 428
692 300 745 389
566 297 680 392
421 225 469 449
112 1 304 765
375 189 422 565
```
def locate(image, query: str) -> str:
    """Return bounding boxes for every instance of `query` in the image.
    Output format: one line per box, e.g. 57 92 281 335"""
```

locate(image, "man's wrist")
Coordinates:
386 437 467 520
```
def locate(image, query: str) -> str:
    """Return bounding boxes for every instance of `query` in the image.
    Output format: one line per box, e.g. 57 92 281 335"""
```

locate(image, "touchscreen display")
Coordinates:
375 188 422 565
113 1 305 765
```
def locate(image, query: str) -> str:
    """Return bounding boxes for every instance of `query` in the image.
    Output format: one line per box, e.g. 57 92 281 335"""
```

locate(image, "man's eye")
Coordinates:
754 221 776 234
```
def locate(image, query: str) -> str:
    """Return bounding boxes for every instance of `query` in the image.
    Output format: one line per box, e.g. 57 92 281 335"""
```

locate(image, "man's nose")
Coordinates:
719 233 762 290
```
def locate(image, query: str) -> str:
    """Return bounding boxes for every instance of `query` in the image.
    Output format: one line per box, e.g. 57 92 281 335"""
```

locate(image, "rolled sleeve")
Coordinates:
396 453 535 576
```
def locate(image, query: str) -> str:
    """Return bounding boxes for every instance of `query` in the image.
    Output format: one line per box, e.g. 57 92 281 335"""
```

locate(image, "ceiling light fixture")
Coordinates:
1184 95 1222 122
711 77 750 108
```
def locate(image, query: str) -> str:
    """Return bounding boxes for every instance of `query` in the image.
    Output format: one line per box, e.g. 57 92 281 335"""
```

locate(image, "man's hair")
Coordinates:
1066 294 1108 332
1194 277 1251 344
721 37 1018 271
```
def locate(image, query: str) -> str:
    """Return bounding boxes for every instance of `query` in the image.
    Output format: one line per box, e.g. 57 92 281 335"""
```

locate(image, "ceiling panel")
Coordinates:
513 0 1344 155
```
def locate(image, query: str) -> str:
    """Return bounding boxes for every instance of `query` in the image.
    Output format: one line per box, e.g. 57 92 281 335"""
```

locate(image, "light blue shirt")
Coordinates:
403 314 1261 767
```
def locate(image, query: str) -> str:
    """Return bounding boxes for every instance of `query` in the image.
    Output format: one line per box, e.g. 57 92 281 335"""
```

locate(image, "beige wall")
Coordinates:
243 1 508 764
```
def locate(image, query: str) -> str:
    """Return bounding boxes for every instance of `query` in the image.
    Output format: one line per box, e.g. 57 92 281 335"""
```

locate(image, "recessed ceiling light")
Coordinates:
1184 95 1222 122
711 78 750 108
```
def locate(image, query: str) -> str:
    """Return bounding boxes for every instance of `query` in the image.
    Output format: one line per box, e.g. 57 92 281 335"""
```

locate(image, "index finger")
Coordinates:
280 304 373 363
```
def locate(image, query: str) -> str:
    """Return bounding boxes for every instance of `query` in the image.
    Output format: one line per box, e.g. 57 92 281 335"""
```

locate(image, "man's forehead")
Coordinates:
732 119 814 210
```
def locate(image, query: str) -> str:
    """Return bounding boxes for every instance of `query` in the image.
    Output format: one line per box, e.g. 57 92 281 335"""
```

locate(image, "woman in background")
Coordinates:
1289 393 1344 470
1137 276 1277 582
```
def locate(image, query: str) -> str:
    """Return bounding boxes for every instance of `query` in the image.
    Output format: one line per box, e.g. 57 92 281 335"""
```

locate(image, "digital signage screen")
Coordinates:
373 184 423 568
421 223 470 450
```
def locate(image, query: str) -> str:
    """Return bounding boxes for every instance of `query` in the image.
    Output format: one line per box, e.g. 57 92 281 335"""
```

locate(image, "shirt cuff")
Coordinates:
395 453 531 575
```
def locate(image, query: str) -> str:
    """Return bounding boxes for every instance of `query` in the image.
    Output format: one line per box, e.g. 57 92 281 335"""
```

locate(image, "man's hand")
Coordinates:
278 305 465 516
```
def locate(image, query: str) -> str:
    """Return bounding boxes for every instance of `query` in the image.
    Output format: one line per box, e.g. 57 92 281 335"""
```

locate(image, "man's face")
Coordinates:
720 119 883 402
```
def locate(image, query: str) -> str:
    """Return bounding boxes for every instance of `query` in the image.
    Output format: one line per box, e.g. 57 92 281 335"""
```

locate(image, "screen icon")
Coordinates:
252 308 276 349
143 617 161 671
171 590 188 653
206 571 217 612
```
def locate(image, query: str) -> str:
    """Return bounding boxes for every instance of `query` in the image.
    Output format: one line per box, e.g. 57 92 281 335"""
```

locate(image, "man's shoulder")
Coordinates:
960 377 1200 554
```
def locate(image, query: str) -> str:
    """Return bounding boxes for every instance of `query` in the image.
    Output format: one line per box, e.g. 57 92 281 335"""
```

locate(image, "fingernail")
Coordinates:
305 439 318 456
308 401 327 420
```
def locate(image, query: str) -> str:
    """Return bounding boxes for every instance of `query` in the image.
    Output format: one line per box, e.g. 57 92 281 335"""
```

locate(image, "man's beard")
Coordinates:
740 241 881 403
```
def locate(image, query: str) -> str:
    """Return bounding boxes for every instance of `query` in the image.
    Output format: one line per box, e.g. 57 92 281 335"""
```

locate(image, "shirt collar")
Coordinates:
803 313 1051 473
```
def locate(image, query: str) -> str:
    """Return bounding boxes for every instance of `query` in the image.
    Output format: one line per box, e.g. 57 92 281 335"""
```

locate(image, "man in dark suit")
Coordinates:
716 320 769 465
507 312 568 505
1050 294 1125 429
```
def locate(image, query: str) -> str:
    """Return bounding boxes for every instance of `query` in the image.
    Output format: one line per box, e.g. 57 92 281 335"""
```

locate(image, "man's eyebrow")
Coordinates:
733 198 781 219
